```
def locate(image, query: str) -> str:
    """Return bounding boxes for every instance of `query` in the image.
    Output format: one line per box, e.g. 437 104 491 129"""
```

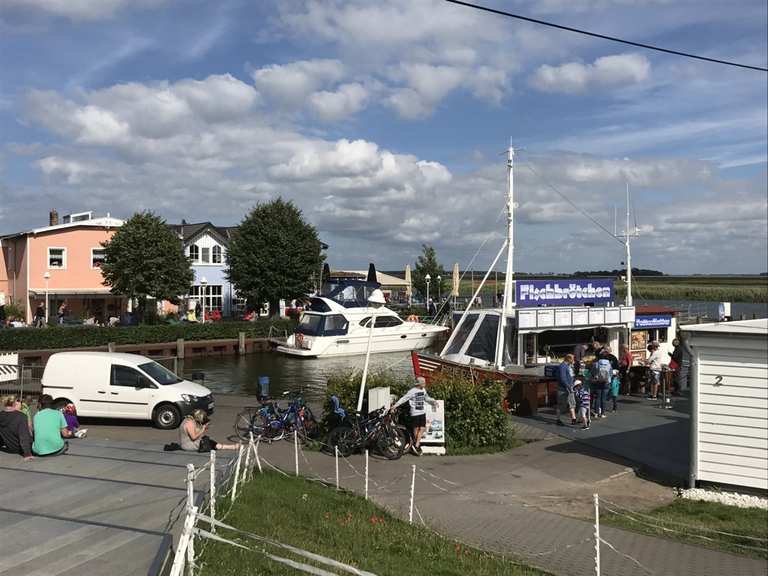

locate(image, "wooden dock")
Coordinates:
0 439 228 575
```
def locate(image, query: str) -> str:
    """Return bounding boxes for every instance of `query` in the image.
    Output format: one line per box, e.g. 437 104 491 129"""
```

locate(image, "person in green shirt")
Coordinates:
32 394 72 456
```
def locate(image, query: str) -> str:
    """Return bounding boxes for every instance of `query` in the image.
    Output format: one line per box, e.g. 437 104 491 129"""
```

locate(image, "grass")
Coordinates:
198 471 547 576
601 498 768 559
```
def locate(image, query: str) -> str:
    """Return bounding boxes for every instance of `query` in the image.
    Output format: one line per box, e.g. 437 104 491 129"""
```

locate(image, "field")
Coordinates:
198 471 546 576
601 498 768 559
448 275 768 303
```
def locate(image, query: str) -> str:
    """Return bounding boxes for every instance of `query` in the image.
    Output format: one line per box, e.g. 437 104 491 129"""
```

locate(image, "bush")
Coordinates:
322 370 514 454
0 318 296 351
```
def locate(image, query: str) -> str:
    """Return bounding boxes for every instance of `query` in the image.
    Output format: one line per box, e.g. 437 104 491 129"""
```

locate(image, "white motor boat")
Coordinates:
276 273 447 358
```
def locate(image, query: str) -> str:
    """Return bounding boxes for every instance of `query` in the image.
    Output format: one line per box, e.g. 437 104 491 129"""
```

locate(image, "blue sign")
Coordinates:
515 279 613 307
634 315 672 328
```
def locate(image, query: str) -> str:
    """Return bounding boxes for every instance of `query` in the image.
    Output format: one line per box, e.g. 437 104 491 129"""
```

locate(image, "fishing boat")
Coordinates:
276 265 447 358
412 144 637 411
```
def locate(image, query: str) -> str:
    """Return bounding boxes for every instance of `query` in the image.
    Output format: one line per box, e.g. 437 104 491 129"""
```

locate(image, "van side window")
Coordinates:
111 365 153 388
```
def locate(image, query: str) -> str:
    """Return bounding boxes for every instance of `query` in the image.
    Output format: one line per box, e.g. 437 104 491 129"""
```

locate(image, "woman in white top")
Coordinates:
645 342 665 399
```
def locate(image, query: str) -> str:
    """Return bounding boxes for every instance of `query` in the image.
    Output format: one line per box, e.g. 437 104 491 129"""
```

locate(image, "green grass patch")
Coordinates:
601 498 768 559
198 472 547 576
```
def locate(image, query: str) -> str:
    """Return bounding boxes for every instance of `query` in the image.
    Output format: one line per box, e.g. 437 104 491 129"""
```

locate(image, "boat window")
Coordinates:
306 298 331 312
297 314 324 336
444 314 479 355
323 315 348 336
466 314 499 363
360 316 403 328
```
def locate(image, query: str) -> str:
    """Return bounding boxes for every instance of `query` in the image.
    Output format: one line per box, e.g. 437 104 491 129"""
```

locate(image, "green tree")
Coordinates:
413 244 447 301
101 212 193 322
227 198 324 316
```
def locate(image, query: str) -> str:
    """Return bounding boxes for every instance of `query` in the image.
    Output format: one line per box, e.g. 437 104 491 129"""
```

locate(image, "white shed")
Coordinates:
682 319 768 491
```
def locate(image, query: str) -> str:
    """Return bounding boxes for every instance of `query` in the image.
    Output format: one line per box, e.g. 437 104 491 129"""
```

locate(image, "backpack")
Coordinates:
594 358 612 386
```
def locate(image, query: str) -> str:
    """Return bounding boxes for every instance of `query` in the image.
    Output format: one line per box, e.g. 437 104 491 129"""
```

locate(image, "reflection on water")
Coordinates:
179 350 418 402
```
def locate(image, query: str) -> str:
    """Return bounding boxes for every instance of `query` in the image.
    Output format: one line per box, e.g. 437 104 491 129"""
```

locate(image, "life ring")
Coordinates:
406 315 419 323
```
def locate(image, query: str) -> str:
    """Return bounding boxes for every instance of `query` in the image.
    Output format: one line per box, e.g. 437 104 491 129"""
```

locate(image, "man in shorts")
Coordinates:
556 354 577 426
391 376 437 456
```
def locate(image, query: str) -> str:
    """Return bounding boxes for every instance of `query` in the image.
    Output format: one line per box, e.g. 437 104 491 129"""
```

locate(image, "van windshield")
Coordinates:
139 361 183 385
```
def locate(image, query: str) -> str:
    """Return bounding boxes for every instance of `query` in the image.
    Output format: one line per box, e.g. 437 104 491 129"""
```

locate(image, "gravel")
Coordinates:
679 488 768 510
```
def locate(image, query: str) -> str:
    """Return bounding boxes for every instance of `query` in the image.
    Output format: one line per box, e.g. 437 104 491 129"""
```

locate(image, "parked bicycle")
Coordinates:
234 391 319 443
327 407 407 460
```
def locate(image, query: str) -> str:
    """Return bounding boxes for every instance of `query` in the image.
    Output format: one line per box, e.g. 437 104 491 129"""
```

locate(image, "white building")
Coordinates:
682 319 768 491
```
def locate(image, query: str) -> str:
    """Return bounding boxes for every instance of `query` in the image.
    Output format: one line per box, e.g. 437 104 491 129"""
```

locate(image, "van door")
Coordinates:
109 364 156 418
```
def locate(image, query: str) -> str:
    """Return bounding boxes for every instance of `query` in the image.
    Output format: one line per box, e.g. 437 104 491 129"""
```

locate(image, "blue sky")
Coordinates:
1 0 766 274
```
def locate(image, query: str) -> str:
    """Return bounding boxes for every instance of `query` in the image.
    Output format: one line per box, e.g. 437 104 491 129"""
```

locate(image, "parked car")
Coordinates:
41 352 214 429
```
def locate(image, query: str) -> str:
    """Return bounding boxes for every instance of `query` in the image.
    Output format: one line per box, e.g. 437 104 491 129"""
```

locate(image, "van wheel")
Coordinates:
153 404 181 429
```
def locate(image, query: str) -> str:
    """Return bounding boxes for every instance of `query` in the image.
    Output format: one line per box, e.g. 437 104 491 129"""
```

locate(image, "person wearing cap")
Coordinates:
180 409 237 452
645 341 665 400
391 377 438 456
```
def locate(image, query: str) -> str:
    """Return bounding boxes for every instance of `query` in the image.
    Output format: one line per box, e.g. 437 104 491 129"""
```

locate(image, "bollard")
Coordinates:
176 338 185 360
186 463 195 511
594 494 601 576
409 465 416 524
209 451 216 533
231 445 243 502
365 449 369 501
238 331 246 354
335 446 340 491
107 342 115 353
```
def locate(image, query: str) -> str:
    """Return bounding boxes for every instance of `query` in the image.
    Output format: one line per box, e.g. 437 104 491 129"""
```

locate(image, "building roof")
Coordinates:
1 216 124 240
338 270 411 287
681 318 768 335
167 222 236 245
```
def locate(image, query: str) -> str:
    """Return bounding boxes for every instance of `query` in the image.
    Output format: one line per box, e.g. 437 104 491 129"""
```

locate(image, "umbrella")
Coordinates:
404 264 412 304
451 263 460 297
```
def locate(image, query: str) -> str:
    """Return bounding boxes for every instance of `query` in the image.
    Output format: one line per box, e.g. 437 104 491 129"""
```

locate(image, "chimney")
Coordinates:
49 209 59 226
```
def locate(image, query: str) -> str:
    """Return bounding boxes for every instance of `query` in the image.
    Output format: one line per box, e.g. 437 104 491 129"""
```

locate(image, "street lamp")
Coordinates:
200 276 208 324
425 273 431 310
356 288 386 413
43 272 51 325
436 275 442 304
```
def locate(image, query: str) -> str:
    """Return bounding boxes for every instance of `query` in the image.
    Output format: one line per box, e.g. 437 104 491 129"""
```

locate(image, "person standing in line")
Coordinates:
645 342 665 400
556 354 577 426
574 342 588 373
391 376 438 455
32 394 72 457
619 344 633 395
668 338 683 395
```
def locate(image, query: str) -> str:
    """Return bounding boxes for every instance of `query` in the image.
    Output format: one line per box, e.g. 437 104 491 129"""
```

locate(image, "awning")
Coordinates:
28 289 121 297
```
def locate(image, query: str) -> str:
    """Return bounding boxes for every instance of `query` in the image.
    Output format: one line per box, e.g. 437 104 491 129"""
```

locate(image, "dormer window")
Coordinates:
201 247 210 263
188 245 199 262
212 245 222 264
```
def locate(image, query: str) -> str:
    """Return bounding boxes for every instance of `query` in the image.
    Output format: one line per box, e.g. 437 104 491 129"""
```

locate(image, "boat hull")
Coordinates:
277 327 446 358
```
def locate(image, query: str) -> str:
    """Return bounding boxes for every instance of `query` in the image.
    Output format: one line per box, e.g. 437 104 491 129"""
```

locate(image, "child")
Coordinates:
609 369 620 412
63 404 87 438
574 379 591 430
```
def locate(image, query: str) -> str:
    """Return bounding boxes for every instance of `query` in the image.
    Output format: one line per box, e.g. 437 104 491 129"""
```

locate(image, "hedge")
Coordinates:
0 318 296 352
323 370 514 454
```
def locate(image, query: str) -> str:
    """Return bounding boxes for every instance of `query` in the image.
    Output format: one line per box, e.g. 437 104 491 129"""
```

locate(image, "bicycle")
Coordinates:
235 391 319 443
327 407 407 460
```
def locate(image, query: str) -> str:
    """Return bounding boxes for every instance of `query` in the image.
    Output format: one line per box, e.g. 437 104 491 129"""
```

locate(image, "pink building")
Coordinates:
0 211 125 324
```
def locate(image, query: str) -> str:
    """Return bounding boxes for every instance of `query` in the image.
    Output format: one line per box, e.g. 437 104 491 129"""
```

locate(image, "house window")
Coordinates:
201 247 210 264
190 285 223 311
91 248 106 269
188 245 199 262
48 247 66 269
212 245 222 264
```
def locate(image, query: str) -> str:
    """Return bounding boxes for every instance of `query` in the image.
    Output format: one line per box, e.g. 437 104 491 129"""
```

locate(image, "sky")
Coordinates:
0 0 766 275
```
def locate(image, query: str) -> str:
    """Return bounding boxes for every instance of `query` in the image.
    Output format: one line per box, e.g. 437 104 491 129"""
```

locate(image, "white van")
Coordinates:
41 352 214 429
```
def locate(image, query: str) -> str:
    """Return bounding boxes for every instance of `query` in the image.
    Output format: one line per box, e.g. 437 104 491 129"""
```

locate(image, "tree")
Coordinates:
413 244 447 300
226 198 324 316
101 212 193 322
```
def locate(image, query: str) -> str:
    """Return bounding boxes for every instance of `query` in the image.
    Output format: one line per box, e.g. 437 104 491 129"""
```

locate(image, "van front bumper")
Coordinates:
176 394 215 417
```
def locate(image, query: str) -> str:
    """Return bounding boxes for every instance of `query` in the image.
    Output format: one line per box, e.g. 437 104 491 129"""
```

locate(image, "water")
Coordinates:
180 350 417 402
635 299 768 320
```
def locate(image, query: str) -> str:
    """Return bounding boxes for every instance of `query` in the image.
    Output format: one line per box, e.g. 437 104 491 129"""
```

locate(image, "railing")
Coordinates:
0 364 45 399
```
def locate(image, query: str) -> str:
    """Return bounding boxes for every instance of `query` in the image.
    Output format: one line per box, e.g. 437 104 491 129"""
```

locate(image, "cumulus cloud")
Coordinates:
530 53 650 93
308 83 368 121
251 59 345 108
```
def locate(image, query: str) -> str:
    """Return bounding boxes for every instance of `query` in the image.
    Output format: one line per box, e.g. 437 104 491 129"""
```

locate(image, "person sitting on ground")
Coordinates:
18 395 34 433
63 404 87 438
556 354 577 426
0 395 34 460
574 380 590 430
390 376 438 456
180 409 237 452
32 394 72 457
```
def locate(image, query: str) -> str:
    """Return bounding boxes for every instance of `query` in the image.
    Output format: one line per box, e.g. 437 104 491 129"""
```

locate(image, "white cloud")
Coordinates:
308 83 368 121
251 59 345 108
530 53 650 93
0 0 167 21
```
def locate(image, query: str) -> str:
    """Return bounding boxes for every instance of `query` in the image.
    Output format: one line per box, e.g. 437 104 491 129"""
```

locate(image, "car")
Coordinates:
41 351 214 429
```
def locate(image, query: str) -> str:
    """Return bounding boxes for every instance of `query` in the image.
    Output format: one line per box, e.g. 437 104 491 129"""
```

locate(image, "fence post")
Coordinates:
365 449 369 501
169 505 197 576
231 444 243 502
334 446 339 491
186 505 196 576
186 464 195 511
244 434 252 480
238 331 246 355
177 338 185 360
594 493 601 576
409 465 416 524
294 430 299 477
255 436 263 474
107 342 115 353
209 450 216 533
173 356 179 376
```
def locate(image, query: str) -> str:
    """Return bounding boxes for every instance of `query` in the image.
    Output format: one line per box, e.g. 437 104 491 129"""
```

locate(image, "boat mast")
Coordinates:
494 144 515 368
624 181 632 307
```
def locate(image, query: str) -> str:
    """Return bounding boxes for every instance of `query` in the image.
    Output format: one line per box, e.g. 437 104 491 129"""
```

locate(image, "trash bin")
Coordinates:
258 376 269 398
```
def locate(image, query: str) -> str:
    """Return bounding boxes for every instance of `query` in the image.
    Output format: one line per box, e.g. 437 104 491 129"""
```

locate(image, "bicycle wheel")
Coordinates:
234 408 264 441
376 424 407 460
328 426 357 457
298 407 319 442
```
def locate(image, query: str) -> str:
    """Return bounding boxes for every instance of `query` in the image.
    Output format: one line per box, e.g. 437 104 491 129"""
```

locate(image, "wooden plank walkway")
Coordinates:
0 439 227 576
